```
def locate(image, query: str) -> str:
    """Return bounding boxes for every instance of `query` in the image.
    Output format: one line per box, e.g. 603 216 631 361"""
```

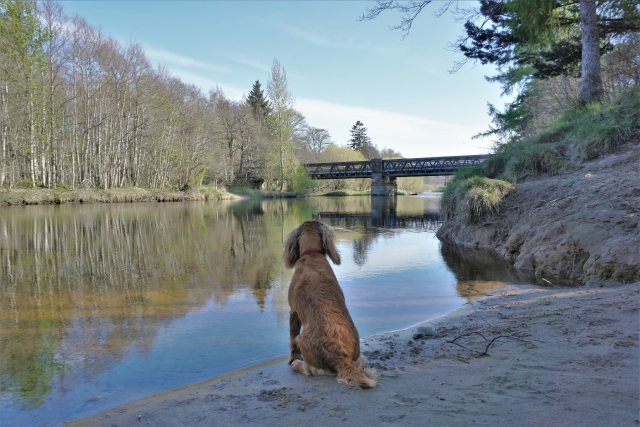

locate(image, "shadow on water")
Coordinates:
439 243 540 301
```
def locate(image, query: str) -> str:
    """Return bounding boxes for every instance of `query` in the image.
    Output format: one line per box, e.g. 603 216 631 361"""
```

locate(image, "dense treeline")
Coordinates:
0 0 340 192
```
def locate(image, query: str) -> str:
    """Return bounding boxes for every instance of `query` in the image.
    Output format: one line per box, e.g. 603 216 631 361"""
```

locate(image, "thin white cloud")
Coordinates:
168 69 245 99
230 55 271 72
277 23 332 47
274 22 401 55
145 46 230 73
296 98 491 158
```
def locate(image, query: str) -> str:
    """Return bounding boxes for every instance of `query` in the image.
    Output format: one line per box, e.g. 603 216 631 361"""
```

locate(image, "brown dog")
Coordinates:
283 220 378 388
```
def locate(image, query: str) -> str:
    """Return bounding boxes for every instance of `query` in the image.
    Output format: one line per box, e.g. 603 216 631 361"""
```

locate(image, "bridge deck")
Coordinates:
305 155 487 179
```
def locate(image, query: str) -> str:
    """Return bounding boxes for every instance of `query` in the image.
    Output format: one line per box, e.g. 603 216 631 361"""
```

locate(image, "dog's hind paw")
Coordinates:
290 359 308 375
288 353 302 365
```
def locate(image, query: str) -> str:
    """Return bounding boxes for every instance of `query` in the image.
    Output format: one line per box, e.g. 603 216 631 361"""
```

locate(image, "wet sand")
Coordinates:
67 283 639 427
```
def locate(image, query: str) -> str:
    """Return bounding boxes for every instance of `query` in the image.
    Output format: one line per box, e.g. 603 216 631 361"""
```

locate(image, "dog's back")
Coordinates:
284 220 378 388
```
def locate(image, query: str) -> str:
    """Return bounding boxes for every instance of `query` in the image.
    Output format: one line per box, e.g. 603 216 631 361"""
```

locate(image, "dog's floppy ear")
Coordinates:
319 222 341 265
283 226 302 269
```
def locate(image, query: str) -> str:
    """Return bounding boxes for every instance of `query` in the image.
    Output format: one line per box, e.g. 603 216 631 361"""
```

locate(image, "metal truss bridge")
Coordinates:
314 212 443 231
304 155 487 179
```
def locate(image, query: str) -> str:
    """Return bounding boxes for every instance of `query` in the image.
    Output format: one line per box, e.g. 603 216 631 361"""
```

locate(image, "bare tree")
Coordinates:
0 1 324 192
266 59 299 191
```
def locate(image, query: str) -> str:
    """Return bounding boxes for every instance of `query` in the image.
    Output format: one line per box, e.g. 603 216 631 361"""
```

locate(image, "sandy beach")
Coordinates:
67 281 639 427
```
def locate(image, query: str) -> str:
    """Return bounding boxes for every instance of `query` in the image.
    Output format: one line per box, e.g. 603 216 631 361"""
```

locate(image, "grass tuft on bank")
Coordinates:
441 176 514 224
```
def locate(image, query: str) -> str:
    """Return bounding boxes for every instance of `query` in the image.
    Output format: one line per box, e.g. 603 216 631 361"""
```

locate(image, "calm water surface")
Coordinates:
0 195 536 426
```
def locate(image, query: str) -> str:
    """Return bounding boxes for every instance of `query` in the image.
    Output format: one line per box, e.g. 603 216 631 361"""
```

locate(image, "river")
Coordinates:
0 194 537 426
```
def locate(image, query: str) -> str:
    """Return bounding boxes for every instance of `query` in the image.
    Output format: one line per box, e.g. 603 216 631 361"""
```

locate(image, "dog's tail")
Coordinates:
335 357 379 389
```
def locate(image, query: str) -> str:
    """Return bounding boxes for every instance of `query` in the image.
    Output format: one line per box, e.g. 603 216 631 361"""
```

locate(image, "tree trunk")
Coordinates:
29 96 36 188
279 128 284 192
1 83 7 187
580 0 604 103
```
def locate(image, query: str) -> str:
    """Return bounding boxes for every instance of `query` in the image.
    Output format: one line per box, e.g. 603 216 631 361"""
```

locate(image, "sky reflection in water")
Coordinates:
0 195 534 426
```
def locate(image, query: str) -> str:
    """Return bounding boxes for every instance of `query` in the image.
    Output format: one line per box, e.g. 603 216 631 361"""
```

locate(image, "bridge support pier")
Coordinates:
371 195 397 227
371 174 397 196
370 159 397 196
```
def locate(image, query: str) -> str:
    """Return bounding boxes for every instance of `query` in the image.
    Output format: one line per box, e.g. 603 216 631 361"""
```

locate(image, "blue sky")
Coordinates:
59 1 512 158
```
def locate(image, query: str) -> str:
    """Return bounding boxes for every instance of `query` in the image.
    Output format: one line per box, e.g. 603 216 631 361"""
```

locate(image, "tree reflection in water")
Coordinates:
0 201 296 410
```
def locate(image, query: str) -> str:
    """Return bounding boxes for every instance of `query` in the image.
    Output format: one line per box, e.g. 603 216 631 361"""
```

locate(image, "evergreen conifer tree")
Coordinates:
247 80 270 118
348 121 380 158
348 121 371 151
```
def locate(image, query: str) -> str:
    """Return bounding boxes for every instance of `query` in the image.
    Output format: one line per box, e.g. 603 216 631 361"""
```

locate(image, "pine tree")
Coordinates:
348 121 371 151
348 121 380 158
246 80 270 118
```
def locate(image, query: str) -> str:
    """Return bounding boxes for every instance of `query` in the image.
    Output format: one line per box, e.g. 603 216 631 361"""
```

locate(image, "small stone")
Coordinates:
89 396 102 401
413 326 435 339
417 326 435 336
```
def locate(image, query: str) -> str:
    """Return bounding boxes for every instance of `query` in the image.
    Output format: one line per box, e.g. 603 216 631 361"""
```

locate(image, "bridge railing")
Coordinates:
381 155 487 177
304 160 372 179
304 155 487 179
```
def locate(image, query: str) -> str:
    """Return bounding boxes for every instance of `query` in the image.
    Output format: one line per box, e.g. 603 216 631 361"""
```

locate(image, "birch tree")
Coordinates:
265 59 300 191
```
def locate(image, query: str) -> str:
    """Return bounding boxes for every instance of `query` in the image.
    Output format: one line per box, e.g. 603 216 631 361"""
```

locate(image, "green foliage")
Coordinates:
292 165 317 194
319 144 367 162
485 85 639 180
441 176 514 224
317 145 369 192
490 139 567 182
397 176 424 194
506 0 577 46
451 164 485 181
544 86 640 159
0 0 48 69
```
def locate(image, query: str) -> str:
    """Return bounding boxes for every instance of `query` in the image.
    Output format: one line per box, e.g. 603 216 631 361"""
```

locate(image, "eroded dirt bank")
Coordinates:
67 283 639 427
437 143 640 286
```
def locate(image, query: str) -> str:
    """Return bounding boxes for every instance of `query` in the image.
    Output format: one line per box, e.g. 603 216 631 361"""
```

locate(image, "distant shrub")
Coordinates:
292 165 318 194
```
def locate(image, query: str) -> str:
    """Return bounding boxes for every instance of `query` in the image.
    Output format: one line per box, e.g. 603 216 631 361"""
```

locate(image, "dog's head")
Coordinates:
283 220 341 269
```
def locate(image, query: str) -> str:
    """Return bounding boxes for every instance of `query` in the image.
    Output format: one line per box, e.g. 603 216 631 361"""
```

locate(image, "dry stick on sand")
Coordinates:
445 331 531 356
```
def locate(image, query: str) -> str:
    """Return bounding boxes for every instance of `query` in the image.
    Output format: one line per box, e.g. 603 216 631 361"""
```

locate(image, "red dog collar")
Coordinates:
300 249 324 257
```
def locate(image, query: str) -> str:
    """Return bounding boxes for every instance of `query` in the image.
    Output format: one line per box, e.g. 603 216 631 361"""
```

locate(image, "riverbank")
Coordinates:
0 186 240 206
67 281 639 427
0 186 428 206
438 142 640 286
